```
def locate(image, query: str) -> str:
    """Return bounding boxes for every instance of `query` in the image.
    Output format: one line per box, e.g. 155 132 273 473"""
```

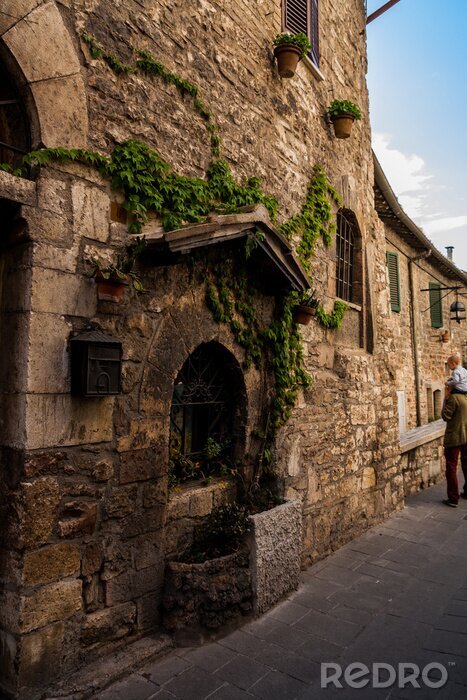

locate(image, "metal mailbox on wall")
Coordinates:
70 330 122 397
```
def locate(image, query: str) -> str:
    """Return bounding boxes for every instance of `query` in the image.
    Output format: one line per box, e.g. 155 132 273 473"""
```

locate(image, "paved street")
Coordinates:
96 480 467 699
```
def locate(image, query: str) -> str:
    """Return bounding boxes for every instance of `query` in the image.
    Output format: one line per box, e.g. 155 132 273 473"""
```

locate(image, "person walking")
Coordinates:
441 380 467 507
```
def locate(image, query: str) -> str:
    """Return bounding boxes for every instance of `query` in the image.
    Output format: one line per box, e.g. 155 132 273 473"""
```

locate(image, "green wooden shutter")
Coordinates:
310 0 320 66
386 252 400 312
429 282 443 328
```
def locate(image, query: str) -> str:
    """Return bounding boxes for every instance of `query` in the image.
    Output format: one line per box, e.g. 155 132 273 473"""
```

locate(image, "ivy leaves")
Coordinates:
279 164 342 272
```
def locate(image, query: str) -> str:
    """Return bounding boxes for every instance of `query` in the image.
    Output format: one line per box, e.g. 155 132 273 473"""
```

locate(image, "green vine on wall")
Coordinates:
1 35 347 431
81 34 222 158
19 141 278 234
279 164 342 272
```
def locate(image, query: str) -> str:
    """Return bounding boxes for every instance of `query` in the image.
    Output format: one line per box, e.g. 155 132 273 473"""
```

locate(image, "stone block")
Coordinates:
26 312 72 394
0 395 26 450
30 267 96 316
167 491 190 521
0 590 20 633
104 564 164 606
23 543 80 585
72 181 110 242
137 592 161 631
25 395 113 449
119 448 162 484
14 477 60 548
0 311 29 394
81 602 136 646
189 489 213 517
37 176 68 216
58 501 98 537
362 467 377 490
18 623 64 688
24 451 68 478
34 72 87 146
93 460 114 482
3 2 80 81
21 580 82 633
105 485 138 519
350 403 375 426
22 205 69 245
0 169 37 205
0 630 17 695
82 542 103 577
142 478 167 508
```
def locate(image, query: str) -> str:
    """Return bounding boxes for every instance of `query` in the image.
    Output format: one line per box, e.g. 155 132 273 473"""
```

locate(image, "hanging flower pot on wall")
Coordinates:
272 32 311 78
328 100 362 139
293 292 320 326
95 272 129 303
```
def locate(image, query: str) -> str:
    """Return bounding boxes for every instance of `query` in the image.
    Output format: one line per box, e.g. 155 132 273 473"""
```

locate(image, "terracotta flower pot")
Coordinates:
273 44 302 78
441 330 450 344
293 304 316 326
331 112 356 139
95 273 129 303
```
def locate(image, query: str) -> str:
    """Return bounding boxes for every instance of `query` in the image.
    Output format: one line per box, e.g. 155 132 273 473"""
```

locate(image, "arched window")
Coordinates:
169 342 245 482
0 63 30 169
336 209 362 304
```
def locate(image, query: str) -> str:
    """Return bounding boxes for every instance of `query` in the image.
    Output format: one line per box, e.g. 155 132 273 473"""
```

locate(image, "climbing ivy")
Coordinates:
81 34 222 157
279 164 342 272
204 250 312 465
316 300 347 329
1 35 347 449
21 141 278 234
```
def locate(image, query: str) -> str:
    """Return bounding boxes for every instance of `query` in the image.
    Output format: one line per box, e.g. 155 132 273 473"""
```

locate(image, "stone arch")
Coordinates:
170 339 248 468
0 0 88 150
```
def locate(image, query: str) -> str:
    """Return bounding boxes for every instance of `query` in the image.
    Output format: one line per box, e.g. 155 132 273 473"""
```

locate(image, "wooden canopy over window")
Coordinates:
142 204 311 293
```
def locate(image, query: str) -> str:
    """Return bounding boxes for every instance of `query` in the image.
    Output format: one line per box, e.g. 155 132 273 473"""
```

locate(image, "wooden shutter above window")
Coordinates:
284 0 320 67
386 252 400 312
429 282 443 328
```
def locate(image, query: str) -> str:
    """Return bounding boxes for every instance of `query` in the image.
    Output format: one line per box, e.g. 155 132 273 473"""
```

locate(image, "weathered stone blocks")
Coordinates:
21 580 82 633
23 543 80 586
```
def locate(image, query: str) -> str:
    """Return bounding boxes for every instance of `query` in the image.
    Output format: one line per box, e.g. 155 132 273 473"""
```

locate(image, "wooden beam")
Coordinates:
366 0 402 25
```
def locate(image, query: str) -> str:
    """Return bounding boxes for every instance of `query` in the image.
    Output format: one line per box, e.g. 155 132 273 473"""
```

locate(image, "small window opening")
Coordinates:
169 342 245 484
0 63 30 169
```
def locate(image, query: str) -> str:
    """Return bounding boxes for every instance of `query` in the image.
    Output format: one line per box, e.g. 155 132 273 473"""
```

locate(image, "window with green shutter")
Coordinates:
429 282 443 328
386 252 400 312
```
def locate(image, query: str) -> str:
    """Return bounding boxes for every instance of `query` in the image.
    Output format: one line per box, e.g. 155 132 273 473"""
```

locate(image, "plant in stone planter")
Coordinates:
293 289 320 326
90 237 147 302
328 99 362 139
189 503 252 563
273 32 311 78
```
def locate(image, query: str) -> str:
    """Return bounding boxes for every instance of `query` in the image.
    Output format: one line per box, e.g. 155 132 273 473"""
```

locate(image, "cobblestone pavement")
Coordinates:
95 480 467 699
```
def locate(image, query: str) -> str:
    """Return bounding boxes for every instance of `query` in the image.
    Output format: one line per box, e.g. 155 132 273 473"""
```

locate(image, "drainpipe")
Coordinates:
409 250 431 426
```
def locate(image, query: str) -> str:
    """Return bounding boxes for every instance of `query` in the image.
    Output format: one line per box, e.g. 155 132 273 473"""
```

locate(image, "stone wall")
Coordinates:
385 230 467 432
0 0 420 696
401 438 445 497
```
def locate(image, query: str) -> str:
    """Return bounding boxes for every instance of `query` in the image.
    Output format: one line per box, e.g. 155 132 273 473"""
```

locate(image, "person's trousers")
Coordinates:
444 445 467 504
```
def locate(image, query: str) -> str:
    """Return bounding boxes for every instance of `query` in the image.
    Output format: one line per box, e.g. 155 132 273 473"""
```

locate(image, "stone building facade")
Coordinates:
0 1 464 697
375 157 467 495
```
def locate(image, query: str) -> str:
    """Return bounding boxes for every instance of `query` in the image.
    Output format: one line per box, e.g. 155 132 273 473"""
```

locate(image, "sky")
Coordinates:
366 0 467 270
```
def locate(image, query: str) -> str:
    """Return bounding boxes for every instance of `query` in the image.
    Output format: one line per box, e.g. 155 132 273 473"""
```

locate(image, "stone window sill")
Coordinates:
336 298 362 313
400 419 445 454
302 56 325 82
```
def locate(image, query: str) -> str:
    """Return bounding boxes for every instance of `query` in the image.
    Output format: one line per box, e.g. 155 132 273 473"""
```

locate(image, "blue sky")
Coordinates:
366 0 467 270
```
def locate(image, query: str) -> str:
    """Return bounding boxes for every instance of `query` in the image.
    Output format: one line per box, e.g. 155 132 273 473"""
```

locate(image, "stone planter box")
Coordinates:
249 499 302 614
162 499 303 641
162 548 253 643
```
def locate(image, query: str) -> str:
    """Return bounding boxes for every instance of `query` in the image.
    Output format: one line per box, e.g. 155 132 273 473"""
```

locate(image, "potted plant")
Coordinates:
90 237 146 302
293 290 320 326
273 32 311 78
328 99 362 139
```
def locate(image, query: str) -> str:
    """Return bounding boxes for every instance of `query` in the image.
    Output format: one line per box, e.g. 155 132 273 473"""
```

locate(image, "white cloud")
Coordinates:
372 133 432 219
423 215 467 235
